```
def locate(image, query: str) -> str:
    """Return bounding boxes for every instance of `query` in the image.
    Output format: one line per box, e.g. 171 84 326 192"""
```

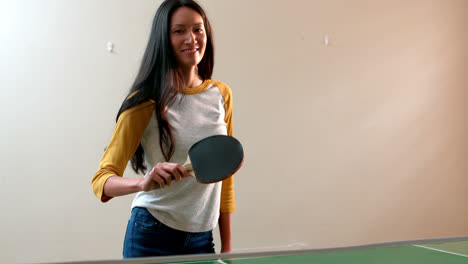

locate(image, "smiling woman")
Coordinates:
90 0 235 258
170 7 208 73
2 0 468 263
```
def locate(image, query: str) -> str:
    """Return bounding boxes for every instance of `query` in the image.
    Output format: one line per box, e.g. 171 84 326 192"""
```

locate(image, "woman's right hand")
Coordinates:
138 162 189 191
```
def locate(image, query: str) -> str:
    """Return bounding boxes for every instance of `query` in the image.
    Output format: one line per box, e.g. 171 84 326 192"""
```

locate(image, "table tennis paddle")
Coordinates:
183 135 244 183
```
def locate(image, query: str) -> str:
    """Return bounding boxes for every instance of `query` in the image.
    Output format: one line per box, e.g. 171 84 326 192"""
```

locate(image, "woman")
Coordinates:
91 0 235 258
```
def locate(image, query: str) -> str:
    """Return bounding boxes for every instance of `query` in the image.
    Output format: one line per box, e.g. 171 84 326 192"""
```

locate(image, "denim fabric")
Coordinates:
123 207 215 258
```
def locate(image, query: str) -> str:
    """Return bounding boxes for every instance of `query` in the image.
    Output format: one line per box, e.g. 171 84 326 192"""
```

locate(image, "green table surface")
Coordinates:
57 237 468 264
165 240 468 264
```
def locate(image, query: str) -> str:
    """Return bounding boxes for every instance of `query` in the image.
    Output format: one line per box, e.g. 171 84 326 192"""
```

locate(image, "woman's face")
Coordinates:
170 7 207 71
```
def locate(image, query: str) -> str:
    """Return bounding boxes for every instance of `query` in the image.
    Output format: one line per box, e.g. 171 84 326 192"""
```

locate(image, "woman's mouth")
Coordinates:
182 48 199 54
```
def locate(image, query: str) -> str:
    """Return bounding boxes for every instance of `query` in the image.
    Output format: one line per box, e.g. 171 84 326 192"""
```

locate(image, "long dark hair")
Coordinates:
117 0 214 174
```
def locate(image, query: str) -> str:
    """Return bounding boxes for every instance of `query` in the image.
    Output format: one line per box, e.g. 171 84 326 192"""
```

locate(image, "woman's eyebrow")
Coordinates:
172 22 204 27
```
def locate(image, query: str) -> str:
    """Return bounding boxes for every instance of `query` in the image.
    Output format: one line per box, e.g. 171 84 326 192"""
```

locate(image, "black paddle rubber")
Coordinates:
188 135 244 183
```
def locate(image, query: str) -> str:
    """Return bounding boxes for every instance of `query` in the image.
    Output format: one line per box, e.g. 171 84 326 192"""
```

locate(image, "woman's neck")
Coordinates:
179 67 203 88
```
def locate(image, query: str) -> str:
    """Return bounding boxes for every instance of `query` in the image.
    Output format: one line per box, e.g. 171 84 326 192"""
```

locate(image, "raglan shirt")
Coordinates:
91 80 235 232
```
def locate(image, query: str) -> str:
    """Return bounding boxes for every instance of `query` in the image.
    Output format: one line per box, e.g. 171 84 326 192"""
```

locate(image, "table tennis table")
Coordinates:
58 236 468 264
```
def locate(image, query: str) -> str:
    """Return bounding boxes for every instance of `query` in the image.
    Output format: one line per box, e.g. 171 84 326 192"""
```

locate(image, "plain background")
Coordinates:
0 0 467 263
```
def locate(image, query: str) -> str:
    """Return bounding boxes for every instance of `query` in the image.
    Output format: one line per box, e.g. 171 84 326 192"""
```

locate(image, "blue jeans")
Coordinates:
123 207 215 258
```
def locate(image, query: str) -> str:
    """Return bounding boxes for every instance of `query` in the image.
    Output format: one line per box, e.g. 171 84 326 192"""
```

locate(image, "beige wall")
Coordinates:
0 0 467 263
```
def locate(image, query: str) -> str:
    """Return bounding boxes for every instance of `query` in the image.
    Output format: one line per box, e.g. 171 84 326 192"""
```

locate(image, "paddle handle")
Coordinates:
183 163 196 178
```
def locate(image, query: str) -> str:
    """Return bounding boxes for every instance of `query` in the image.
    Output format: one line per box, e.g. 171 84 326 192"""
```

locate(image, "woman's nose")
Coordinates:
184 32 196 44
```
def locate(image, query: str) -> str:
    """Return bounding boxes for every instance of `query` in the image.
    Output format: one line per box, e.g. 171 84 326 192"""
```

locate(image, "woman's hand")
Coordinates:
138 162 189 191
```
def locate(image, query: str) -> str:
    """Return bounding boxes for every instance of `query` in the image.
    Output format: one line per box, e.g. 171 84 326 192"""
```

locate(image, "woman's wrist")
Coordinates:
221 243 232 253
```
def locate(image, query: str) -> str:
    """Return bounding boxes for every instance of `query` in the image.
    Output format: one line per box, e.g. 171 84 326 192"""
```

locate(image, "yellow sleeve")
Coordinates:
213 80 236 213
91 101 154 202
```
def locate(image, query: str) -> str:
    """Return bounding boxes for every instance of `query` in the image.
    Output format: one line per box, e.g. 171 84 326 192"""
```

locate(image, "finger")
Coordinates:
148 179 162 190
151 164 172 186
144 169 164 190
160 162 183 182
171 164 185 181
159 163 179 185
158 168 173 186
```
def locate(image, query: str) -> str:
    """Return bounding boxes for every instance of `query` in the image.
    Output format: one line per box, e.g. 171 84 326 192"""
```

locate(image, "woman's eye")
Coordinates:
174 29 184 34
